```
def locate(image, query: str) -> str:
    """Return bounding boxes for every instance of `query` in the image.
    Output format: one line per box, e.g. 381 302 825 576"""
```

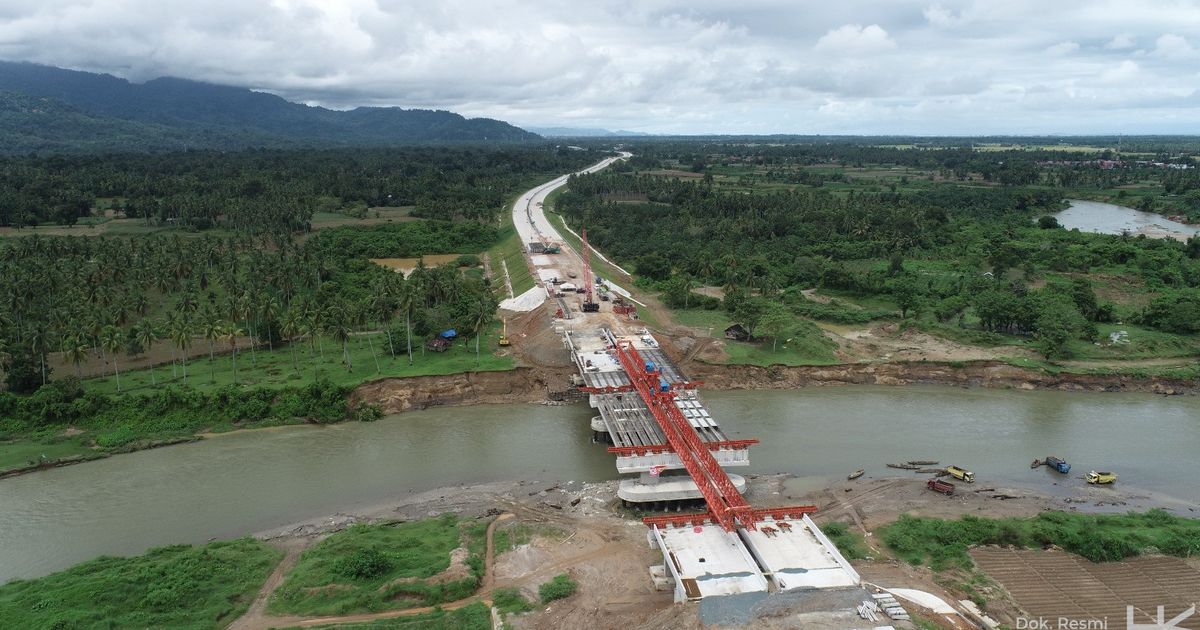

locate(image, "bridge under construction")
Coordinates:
565 324 861 602
510 154 868 609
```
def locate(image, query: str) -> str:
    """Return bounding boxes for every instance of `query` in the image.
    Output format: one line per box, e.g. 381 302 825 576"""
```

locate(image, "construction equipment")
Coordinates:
580 228 600 313
926 478 956 495
498 318 510 347
945 465 975 483
1032 456 1070 473
1086 470 1118 484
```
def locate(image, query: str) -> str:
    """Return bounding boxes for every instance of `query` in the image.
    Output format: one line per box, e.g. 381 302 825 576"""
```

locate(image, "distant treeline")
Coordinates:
561 168 1200 356
0 147 598 231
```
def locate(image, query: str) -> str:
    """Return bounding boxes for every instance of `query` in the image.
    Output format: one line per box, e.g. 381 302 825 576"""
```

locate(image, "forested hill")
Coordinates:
0 62 540 152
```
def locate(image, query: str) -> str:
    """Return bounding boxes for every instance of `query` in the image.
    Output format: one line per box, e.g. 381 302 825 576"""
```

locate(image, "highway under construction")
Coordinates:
505 153 867 608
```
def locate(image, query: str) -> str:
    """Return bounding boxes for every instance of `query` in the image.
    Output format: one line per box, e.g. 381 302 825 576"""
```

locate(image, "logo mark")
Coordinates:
1127 605 1196 630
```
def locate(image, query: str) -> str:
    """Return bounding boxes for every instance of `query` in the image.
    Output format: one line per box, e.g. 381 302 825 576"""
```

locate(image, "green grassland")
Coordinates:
0 438 101 474
881 510 1200 571
289 603 492 630
268 515 490 616
85 325 513 397
670 306 839 366
0 538 282 629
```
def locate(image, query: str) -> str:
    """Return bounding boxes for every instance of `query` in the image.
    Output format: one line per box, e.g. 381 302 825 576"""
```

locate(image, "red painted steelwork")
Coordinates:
642 505 818 530
605 439 759 457
613 340 759 532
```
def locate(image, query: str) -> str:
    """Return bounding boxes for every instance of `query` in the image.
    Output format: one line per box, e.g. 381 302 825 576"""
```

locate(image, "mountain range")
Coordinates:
0 61 540 152
528 127 652 137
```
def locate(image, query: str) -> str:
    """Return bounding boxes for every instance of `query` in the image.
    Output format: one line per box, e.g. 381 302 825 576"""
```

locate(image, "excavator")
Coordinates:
498 318 511 347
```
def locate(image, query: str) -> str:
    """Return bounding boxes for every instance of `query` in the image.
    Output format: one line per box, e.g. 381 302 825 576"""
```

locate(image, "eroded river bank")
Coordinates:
2 383 1198 583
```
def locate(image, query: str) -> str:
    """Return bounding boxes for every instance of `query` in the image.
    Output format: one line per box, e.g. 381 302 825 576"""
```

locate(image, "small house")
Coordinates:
724 324 751 341
439 329 458 340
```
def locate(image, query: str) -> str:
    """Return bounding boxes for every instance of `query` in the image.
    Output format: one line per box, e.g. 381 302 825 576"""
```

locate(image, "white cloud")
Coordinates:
1100 59 1141 84
923 4 962 28
1105 34 1135 49
814 24 896 53
0 0 1197 134
1153 33 1196 58
1045 41 1079 55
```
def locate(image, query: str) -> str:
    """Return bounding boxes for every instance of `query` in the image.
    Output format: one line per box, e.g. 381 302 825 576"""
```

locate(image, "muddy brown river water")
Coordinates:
1 386 1198 582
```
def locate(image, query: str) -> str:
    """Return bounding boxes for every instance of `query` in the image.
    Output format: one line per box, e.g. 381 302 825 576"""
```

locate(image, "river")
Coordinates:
2 386 1198 583
1050 199 1200 239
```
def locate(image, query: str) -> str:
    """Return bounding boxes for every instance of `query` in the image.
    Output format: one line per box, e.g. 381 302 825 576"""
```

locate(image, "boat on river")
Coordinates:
847 469 865 480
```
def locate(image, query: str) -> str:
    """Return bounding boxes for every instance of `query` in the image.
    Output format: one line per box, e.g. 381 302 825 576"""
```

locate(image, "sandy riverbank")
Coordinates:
241 473 1196 630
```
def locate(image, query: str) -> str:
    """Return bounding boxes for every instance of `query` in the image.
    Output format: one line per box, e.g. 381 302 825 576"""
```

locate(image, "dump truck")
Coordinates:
926 478 955 495
1086 471 1118 485
1045 456 1070 473
945 465 974 483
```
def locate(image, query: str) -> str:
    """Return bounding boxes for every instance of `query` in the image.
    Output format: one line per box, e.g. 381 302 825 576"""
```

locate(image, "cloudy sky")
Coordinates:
1 0 1199 134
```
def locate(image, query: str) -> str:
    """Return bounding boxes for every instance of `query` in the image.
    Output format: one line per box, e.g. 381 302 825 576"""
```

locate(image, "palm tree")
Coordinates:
356 300 381 374
259 295 280 349
169 313 192 384
398 282 416 366
327 304 353 372
27 325 50 386
371 279 396 360
470 295 493 363
280 306 301 374
310 307 327 361
61 335 89 379
100 325 123 391
199 307 222 383
220 322 245 385
133 319 160 386
237 292 257 365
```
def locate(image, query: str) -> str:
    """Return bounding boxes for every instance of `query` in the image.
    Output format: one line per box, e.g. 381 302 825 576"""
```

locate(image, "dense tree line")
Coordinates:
0 147 597 231
0 222 498 393
561 169 1200 357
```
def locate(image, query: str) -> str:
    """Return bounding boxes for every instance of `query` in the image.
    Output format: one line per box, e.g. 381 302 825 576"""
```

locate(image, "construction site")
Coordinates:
497 154 916 627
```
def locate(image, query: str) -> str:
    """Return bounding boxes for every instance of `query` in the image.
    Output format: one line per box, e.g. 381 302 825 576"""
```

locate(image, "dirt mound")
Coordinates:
351 368 561 414
380 547 473 590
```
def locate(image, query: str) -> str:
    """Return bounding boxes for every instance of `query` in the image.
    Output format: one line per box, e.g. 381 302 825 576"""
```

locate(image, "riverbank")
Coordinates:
2 358 1194 482
236 473 1196 629
350 359 1196 417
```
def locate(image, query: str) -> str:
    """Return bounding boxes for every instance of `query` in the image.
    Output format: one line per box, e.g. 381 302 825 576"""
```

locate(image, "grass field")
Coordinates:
488 222 535 297
0 438 99 473
671 306 839 366
0 538 282 629
881 510 1200 571
293 602 492 629
83 325 513 396
268 515 490 616
493 522 567 553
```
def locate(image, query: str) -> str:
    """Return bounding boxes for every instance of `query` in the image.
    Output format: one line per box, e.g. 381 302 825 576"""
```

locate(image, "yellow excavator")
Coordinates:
499 318 511 347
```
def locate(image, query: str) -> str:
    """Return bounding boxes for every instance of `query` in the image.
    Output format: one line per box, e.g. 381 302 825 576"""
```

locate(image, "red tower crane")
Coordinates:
580 228 600 313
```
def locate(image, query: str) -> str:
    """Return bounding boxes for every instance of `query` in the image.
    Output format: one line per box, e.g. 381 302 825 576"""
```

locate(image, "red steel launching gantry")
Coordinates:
607 340 816 531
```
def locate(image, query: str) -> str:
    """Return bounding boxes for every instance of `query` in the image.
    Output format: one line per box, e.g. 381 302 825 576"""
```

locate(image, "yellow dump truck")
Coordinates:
945 465 975 483
1086 471 1117 484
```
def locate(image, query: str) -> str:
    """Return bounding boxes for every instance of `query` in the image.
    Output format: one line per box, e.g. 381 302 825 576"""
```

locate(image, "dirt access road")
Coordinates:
227 513 516 630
